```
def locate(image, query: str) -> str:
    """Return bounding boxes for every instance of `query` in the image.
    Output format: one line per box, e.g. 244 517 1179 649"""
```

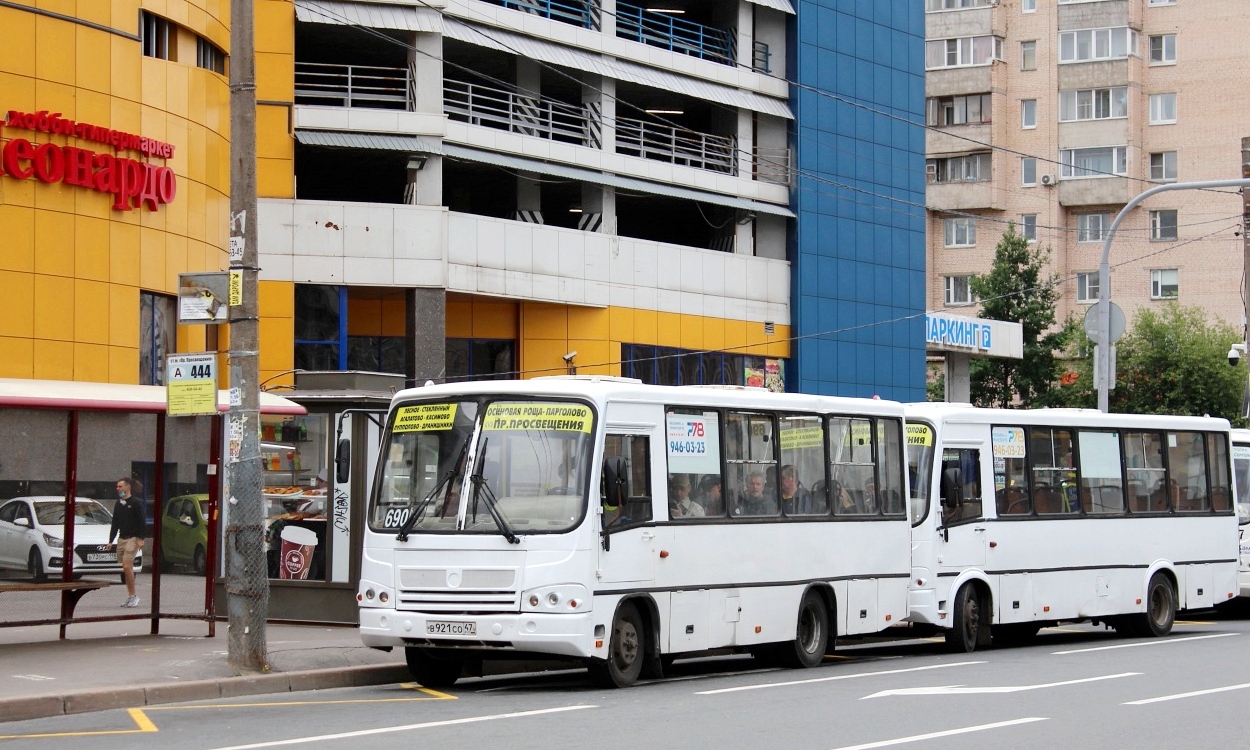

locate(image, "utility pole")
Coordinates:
1242 138 1250 418
226 0 267 672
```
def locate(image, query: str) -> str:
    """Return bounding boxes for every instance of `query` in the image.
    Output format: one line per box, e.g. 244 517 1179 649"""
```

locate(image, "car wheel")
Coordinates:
29 548 46 583
193 546 207 576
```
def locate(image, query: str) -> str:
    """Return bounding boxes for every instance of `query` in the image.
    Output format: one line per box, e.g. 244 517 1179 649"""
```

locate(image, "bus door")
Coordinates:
597 428 659 584
937 446 987 569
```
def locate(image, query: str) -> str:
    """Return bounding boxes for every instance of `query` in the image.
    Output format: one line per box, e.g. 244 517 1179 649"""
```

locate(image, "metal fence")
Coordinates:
294 62 414 110
616 2 736 66
444 78 593 146
617 116 737 174
481 0 598 28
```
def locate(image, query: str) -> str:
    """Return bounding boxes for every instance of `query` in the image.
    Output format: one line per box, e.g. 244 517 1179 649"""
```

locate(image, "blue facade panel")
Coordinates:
790 0 926 400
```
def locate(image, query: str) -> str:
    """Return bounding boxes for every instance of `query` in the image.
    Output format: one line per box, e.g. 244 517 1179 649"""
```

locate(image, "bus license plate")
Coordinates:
86 553 114 562
426 620 476 636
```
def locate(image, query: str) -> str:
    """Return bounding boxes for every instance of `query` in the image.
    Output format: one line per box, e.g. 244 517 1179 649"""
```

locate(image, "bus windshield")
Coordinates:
371 399 595 535
1234 443 1250 524
905 422 934 525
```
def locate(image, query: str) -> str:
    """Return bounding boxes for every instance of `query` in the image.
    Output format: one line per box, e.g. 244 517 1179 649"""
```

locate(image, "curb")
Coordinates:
2 664 411 724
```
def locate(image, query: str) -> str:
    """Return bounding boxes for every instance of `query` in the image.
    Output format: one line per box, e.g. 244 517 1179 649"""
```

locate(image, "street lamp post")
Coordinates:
1095 178 1250 412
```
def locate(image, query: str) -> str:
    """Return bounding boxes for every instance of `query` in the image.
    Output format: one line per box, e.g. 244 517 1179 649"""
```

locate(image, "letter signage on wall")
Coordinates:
0 109 177 212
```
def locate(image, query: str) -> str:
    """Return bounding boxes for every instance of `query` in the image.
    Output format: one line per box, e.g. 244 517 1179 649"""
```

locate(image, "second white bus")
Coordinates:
906 404 1240 652
1230 428 1250 597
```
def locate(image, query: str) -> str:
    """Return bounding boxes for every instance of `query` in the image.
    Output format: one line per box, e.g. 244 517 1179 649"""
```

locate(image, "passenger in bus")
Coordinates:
697 475 723 515
669 474 704 517
829 480 856 514
780 465 811 515
738 471 777 515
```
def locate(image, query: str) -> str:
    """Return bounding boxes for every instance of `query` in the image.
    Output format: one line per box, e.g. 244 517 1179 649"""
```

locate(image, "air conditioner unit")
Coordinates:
1040 174 1056 186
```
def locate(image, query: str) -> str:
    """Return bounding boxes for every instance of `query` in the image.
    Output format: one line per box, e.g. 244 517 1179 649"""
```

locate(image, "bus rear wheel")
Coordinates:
589 602 645 688
404 647 464 688
945 584 989 653
778 590 829 669
1130 573 1176 638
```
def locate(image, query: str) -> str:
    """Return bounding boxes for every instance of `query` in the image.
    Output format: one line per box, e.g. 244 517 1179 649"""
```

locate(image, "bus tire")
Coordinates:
404 647 464 688
589 601 645 688
778 590 829 669
1138 573 1176 638
945 584 987 653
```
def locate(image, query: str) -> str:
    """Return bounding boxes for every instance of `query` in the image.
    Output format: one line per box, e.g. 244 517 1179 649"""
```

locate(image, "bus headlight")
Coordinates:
358 583 392 608
521 584 590 613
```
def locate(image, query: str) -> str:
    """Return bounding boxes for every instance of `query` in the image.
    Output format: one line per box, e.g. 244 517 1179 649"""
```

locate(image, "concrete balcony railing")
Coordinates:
294 62 414 110
444 78 593 146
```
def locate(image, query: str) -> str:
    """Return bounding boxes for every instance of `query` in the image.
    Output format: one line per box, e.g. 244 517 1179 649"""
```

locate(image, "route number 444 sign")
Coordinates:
166 352 218 417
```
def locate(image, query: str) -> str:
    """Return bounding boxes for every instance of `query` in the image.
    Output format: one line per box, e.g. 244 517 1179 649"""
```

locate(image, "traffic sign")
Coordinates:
1084 301 1126 345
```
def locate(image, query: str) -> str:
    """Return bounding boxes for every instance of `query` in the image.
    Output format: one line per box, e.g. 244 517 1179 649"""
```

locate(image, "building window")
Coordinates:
1150 210 1178 240
944 217 977 247
1077 213 1111 242
1058 27 1136 63
1022 157 1037 186
1021 40 1037 70
140 11 175 61
295 285 345 370
197 37 226 74
1150 151 1177 181
925 0 993 9
1076 272 1100 303
1149 34 1176 64
926 36 1004 69
944 276 975 306
1148 0 1175 6
1060 146 1127 178
1022 0 1036 11
1150 269 1179 299
1021 99 1037 128
927 153 992 184
446 339 515 380
1149 93 1177 124
1021 215 1037 242
139 292 177 386
622 344 778 388
926 94 992 127
1059 87 1128 121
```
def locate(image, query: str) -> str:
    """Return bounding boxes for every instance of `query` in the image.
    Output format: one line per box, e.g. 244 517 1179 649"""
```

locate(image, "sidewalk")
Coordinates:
0 619 409 723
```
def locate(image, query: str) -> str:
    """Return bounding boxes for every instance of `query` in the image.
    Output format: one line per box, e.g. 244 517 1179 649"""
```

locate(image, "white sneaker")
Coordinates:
124 595 139 608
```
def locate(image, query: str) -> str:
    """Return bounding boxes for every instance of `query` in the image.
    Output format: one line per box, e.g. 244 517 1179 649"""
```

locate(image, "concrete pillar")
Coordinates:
517 57 541 97
944 353 971 403
736 1 754 69
583 74 615 153
735 215 754 255
517 171 542 223
407 287 447 386
737 109 754 180
580 184 615 233
598 0 616 35
406 32 442 206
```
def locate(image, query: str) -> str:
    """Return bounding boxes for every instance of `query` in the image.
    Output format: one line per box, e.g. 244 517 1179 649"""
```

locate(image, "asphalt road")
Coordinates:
4 615 1249 750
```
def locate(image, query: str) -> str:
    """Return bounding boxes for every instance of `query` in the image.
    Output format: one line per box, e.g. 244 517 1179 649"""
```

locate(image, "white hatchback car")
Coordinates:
0 496 144 581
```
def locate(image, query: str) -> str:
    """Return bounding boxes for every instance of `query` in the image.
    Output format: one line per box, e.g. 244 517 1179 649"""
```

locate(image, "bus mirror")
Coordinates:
940 467 962 509
602 456 627 508
335 438 351 484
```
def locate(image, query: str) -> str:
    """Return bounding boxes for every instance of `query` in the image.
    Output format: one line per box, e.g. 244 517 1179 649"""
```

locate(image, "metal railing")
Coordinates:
444 78 592 146
616 2 736 66
294 62 413 110
616 116 736 174
479 0 598 28
753 146 792 185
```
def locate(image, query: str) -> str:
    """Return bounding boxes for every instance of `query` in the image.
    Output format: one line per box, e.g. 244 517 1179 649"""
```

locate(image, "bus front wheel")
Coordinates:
945 584 989 653
589 602 645 688
404 647 464 688
1121 573 1176 638
778 590 829 669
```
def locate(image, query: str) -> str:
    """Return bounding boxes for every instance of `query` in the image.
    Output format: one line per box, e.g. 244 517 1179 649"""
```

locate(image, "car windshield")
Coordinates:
34 500 112 526
371 399 595 535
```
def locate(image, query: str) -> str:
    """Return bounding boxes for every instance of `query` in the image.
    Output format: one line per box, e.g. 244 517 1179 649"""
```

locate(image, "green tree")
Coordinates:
1061 305 1245 421
967 225 1070 408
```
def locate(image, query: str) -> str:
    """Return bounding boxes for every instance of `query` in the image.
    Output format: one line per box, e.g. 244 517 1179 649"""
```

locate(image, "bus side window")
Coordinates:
603 434 652 528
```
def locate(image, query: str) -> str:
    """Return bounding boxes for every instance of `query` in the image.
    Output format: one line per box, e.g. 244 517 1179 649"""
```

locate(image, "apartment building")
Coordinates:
925 0 1248 330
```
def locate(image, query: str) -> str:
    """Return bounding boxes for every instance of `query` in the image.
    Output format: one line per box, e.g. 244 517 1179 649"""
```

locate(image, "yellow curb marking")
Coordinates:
0 686 454 741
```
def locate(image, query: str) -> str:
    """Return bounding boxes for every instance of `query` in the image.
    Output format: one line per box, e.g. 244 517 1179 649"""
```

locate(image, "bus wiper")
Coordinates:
396 438 469 542
468 472 519 545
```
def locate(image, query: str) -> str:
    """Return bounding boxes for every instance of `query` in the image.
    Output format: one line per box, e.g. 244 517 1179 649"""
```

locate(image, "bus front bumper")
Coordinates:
359 608 598 659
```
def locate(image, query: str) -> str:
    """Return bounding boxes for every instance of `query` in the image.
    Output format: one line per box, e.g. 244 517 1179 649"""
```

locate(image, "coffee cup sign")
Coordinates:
279 525 318 580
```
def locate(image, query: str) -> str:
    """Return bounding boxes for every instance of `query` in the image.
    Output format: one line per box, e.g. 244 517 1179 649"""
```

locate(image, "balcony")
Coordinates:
294 62 414 110
479 0 597 28
616 116 736 174
444 78 594 146
753 146 791 186
616 1 736 67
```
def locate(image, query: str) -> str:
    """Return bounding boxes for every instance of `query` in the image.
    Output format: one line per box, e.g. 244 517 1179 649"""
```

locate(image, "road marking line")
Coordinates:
863 672 1138 699
1124 682 1250 705
696 661 985 695
827 717 1048 750
201 705 596 750
1051 632 1237 655
400 683 457 700
0 707 158 741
